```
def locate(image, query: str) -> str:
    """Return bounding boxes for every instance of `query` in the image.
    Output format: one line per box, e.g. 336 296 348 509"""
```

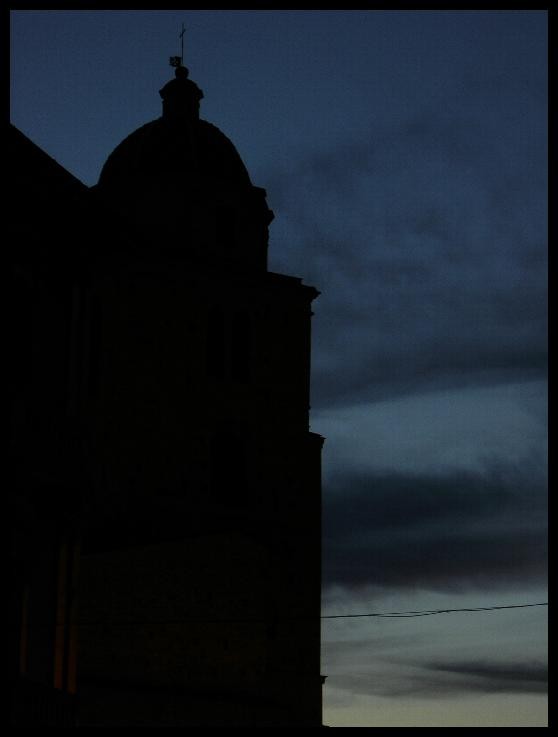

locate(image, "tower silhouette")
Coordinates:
11 59 323 726
79 63 324 727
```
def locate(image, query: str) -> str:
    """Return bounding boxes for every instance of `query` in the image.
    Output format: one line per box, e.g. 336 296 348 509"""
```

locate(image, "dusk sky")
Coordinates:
10 9 547 727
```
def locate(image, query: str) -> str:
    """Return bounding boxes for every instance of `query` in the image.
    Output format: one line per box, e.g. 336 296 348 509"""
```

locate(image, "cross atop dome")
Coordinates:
161 24 203 122
169 22 187 71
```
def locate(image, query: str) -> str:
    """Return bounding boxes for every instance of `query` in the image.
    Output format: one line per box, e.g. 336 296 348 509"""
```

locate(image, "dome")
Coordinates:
94 67 273 271
98 66 252 194
98 117 253 193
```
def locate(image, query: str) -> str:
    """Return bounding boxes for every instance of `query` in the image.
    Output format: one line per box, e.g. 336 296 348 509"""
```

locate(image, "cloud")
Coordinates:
264 105 547 407
323 465 547 591
321 582 548 710
330 660 548 699
424 660 548 695
314 380 547 478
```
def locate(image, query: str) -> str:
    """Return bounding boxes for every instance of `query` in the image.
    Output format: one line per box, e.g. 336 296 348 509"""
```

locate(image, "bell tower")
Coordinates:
76 57 324 727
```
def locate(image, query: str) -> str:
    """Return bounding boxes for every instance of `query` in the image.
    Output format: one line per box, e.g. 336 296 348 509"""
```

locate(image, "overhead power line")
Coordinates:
321 602 548 620
75 602 547 627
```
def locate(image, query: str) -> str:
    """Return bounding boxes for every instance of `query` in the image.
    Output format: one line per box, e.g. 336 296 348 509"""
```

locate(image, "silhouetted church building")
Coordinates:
10 62 324 726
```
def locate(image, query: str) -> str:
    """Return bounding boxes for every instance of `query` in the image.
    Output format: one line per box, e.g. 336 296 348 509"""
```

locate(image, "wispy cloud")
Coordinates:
331 659 548 698
265 105 547 407
323 466 547 591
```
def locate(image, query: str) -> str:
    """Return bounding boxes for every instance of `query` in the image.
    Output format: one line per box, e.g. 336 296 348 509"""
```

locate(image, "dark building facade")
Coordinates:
10 64 323 727
10 125 93 726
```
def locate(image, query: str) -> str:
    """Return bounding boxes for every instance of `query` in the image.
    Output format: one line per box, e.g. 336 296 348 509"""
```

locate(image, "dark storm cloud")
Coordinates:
330 660 547 699
323 465 547 591
425 661 548 695
265 103 547 407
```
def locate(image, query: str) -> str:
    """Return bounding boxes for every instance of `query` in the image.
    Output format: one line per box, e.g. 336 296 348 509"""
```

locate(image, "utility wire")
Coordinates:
321 602 548 620
75 602 547 626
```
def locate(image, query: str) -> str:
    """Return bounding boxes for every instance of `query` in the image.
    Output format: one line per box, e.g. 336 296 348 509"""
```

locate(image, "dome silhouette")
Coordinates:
93 69 270 261
98 117 252 193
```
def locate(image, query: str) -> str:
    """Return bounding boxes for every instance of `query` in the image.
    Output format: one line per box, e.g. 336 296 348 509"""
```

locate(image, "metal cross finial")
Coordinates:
169 23 186 69
179 22 186 65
